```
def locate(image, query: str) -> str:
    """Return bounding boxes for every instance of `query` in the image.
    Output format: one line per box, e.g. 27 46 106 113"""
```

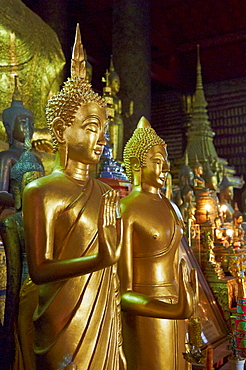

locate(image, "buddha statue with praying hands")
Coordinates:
22 25 126 370
118 117 196 370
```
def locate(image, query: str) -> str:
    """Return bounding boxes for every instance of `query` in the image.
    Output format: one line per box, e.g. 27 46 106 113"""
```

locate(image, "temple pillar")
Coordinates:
112 0 151 143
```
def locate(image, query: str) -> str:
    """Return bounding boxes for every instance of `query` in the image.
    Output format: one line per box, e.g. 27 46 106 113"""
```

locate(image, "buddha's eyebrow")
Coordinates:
82 116 100 126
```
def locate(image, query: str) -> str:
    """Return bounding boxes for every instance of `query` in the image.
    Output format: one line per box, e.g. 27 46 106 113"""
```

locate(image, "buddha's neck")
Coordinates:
141 183 162 197
65 159 90 182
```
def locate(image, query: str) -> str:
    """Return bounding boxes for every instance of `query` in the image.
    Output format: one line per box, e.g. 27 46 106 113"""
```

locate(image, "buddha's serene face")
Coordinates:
225 186 233 202
195 165 203 176
65 102 107 164
111 77 120 94
13 115 33 142
141 145 169 189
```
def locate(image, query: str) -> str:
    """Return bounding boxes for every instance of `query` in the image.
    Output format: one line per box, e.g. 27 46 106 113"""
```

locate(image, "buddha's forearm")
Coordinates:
121 291 193 319
28 253 110 285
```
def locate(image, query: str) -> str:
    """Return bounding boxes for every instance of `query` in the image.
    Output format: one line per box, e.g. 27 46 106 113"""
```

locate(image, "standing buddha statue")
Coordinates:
107 57 124 161
193 159 206 191
118 116 196 370
233 203 245 248
219 175 234 223
22 25 126 370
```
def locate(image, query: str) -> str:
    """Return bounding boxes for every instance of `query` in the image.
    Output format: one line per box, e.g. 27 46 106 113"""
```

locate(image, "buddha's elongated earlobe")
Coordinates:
52 117 68 170
130 156 141 186
59 142 68 170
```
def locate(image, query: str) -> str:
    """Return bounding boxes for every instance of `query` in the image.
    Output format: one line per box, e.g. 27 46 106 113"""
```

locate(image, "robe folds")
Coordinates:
24 177 125 370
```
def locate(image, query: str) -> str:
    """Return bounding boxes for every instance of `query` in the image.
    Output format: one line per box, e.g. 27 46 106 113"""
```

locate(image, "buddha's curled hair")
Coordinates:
46 76 106 152
123 127 166 183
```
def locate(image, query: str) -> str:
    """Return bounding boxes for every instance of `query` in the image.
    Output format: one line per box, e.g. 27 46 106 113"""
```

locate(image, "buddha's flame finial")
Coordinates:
110 55 114 72
137 116 151 129
71 24 86 79
13 75 21 101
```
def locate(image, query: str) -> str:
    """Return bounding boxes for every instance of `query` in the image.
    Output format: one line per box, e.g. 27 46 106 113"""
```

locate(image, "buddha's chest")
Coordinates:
131 204 180 258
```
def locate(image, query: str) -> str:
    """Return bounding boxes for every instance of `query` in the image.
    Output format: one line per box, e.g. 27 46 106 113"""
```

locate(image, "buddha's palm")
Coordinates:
98 190 122 265
177 259 198 318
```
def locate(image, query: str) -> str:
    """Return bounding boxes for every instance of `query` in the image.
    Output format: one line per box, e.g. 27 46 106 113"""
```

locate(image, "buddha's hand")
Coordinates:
177 259 198 319
98 190 122 266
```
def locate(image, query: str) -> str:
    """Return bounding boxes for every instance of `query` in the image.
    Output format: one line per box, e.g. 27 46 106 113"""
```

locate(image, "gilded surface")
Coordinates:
0 0 65 139
119 117 195 370
21 26 126 370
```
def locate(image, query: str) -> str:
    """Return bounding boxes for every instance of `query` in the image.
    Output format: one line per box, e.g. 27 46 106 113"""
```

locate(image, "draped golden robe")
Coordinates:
120 194 189 370
22 177 125 370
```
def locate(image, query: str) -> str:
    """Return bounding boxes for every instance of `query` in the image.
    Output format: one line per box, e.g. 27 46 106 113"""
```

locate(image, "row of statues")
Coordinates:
177 155 246 248
0 25 198 370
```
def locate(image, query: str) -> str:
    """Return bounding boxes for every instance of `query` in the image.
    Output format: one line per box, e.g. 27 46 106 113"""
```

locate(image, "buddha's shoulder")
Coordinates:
23 171 67 196
120 191 147 215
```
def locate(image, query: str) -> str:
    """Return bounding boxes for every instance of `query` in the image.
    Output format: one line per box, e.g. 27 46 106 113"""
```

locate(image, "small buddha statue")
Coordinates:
203 167 220 223
233 203 245 248
119 116 196 370
179 184 195 223
107 57 124 161
213 216 227 247
0 77 43 211
219 175 234 223
21 25 126 370
193 159 206 191
178 153 194 190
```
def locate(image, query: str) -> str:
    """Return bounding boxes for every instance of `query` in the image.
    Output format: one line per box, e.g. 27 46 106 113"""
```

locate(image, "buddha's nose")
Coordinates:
163 161 170 172
98 130 107 146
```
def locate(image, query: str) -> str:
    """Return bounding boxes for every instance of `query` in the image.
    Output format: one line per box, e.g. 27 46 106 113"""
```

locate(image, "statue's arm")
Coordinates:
23 186 121 285
0 153 14 208
119 209 194 319
0 153 11 192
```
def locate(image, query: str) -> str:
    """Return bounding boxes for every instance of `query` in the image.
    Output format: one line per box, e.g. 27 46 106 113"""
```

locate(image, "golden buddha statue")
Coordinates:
180 184 195 223
193 159 206 191
219 175 234 223
233 203 245 248
108 57 124 161
118 117 196 370
22 25 126 370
